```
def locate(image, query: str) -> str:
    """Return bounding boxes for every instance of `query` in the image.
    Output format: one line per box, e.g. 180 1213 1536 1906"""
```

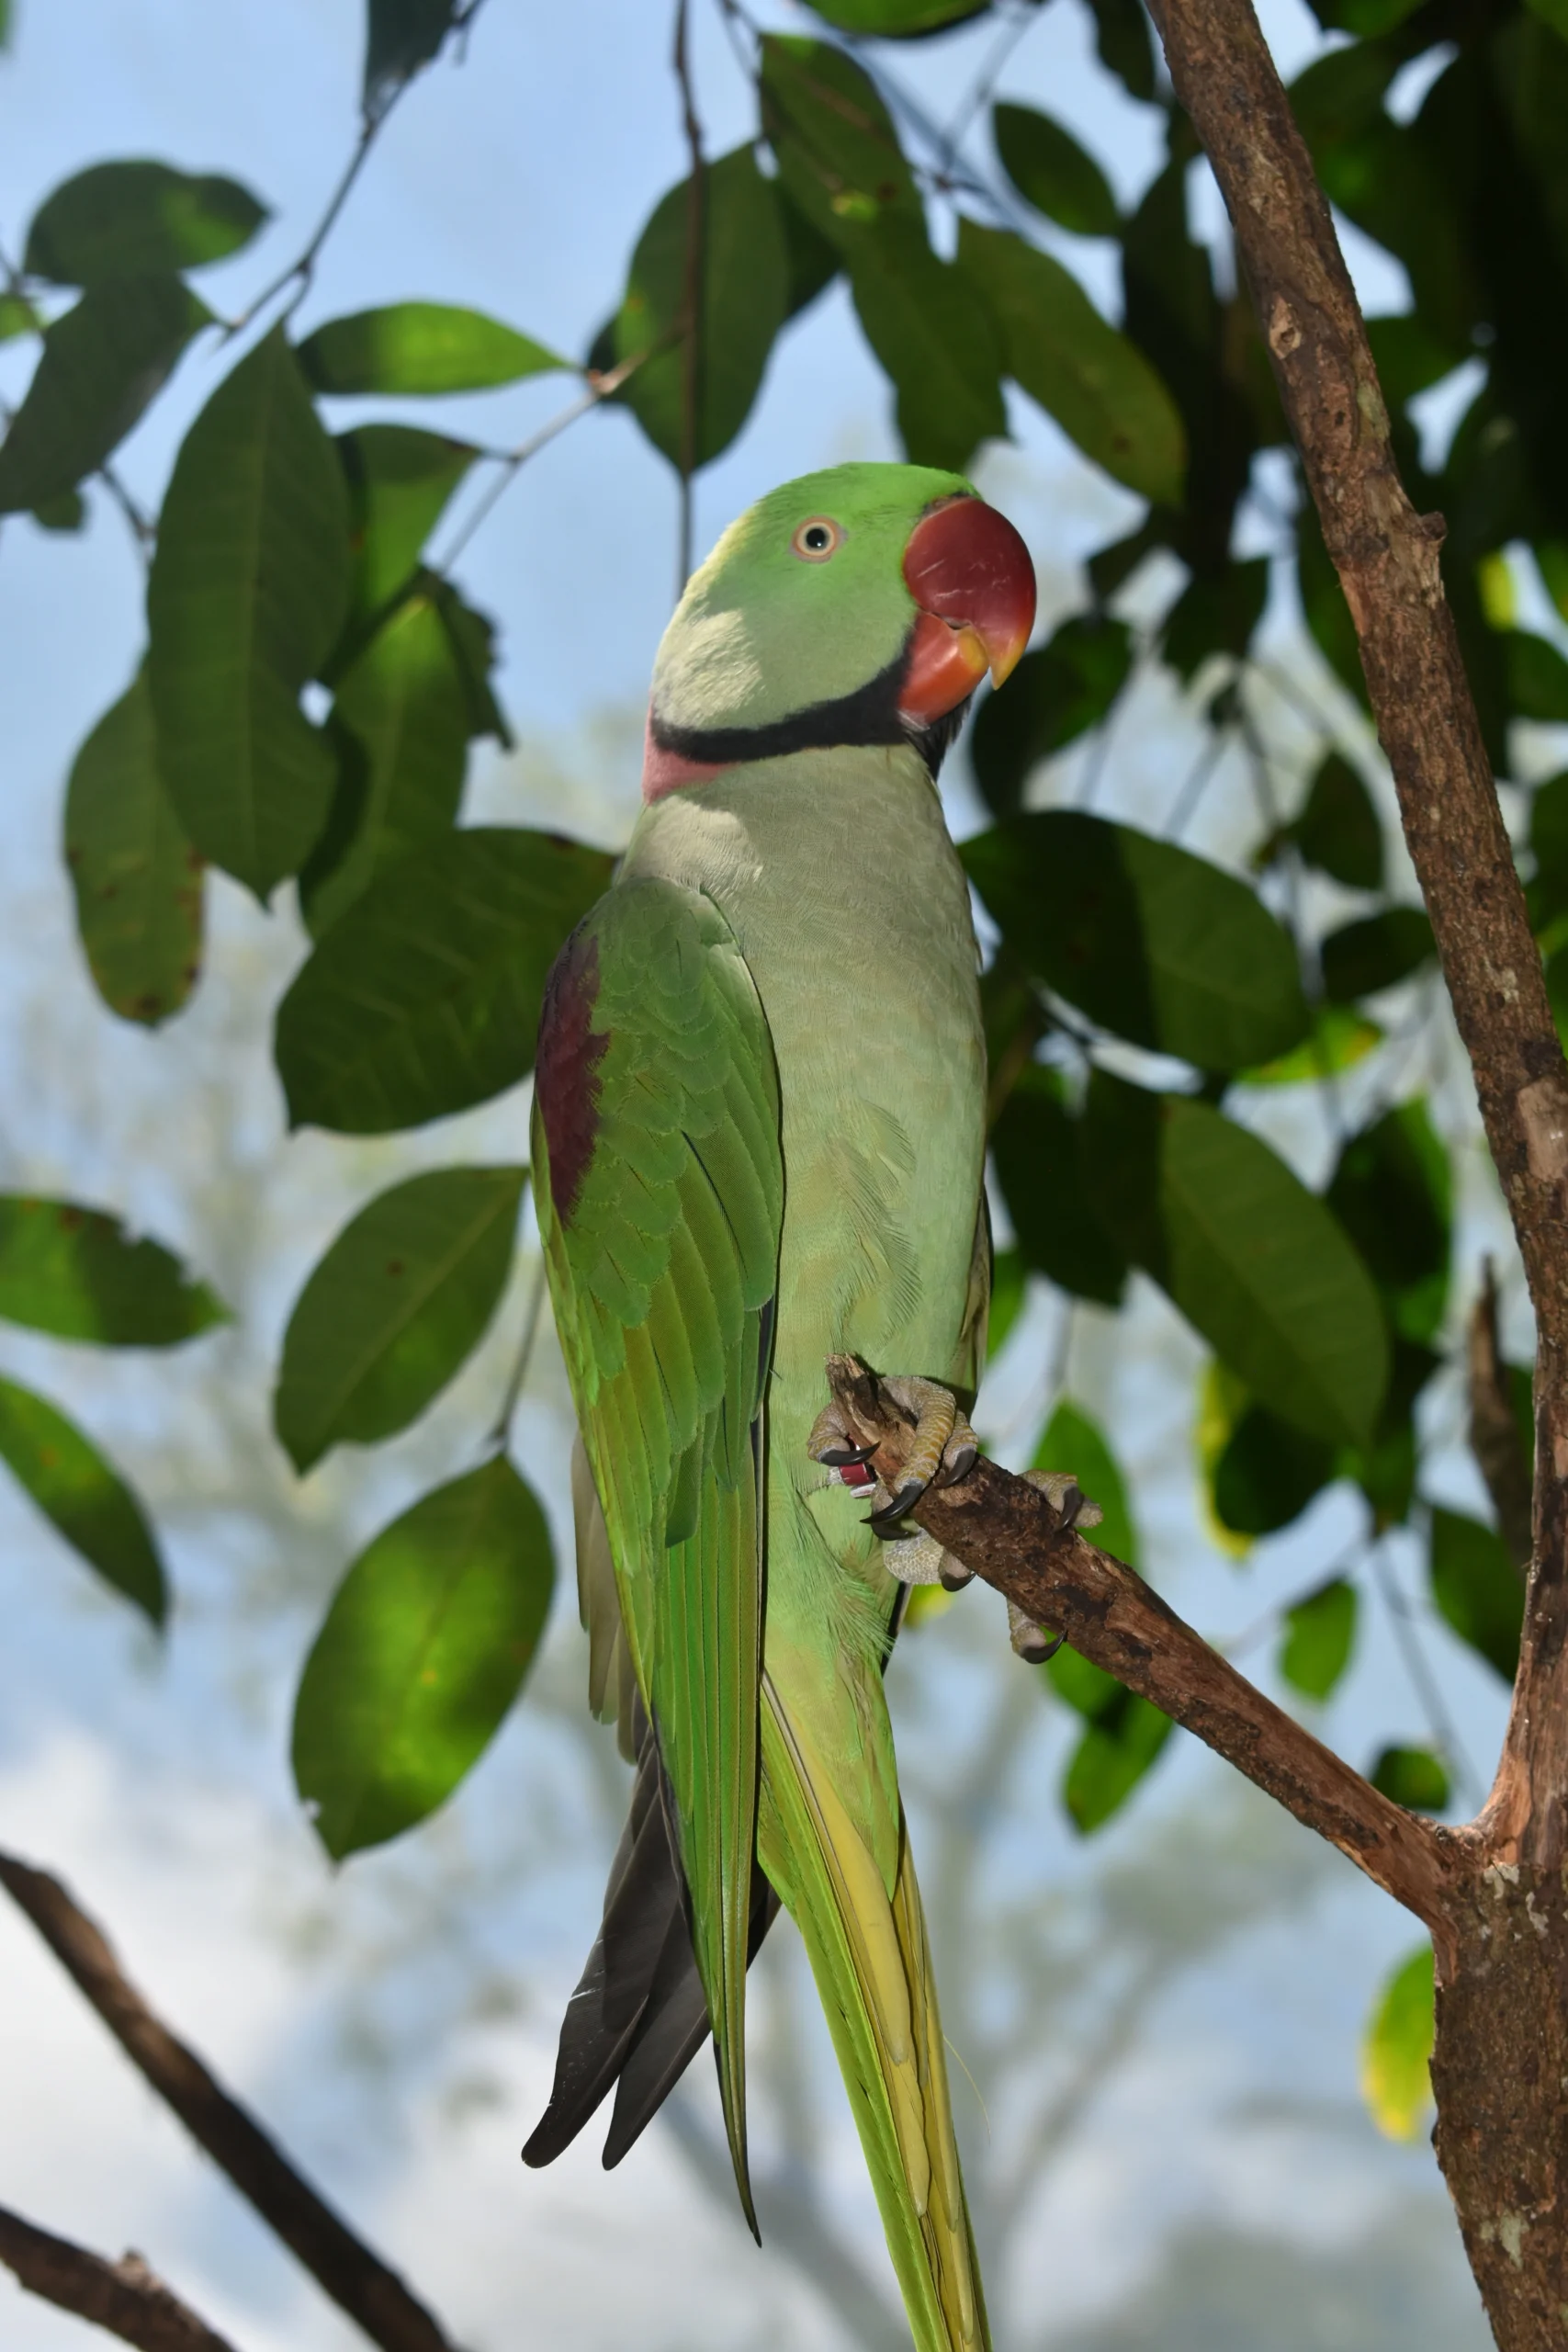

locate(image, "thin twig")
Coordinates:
673 0 707 593
0 1854 464 2352
431 348 651 575
0 2207 240 2352
489 1247 548 1446
1370 1538 1481 1811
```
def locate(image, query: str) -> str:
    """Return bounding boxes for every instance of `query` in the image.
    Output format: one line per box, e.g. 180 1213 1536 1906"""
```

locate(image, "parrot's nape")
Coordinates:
523 461 1036 2352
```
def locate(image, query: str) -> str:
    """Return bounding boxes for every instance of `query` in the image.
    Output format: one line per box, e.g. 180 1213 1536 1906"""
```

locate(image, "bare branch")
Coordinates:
0 1854 464 2352
1468 1258 1533 1575
1137 0 1568 1874
821 1358 1466 1936
0 2205 239 2352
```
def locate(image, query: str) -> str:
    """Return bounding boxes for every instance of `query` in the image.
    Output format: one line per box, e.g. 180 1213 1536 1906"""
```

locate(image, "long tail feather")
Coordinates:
759 1679 989 2352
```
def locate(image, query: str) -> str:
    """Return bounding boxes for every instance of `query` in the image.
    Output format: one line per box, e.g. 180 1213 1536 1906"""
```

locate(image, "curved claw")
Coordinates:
818 1441 878 1468
869 1478 925 1532
942 1440 978 1486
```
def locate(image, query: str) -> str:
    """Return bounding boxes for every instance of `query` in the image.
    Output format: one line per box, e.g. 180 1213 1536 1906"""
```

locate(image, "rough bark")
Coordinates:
1470 1261 1535 1577
0 2206 240 2352
0 1854 464 2352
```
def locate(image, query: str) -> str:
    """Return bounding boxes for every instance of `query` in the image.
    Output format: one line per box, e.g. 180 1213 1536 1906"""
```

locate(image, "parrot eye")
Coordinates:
791 516 844 563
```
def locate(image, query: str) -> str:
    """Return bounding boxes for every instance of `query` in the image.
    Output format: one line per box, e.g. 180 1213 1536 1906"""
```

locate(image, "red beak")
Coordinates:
898 496 1036 725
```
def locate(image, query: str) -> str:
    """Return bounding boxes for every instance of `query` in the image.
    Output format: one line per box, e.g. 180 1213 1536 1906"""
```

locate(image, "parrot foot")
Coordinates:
807 1373 979 1544
1004 1471 1102 1663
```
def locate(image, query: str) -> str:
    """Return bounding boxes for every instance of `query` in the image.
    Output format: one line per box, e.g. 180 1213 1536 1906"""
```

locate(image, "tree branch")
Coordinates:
1137 0 1568 1873
1469 1258 1533 1576
822 1358 1465 1937
0 1854 464 2352
0 2205 239 2352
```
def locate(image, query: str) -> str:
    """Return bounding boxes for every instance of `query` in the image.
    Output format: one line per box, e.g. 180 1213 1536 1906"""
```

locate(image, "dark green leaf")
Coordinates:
959 218 1185 506
968 616 1133 817
428 579 511 746
302 592 469 934
849 223 1005 472
0 276 208 513
1292 752 1383 890
276 1166 525 1473
1361 1943 1434 2142
761 38 921 248
986 1246 1027 1360
0 1376 165 1623
25 163 268 284
276 827 613 1134
1060 1688 1174 1832
614 145 787 472
63 670 204 1026
1034 1399 1138 1567
965 812 1309 1069
1530 769 1568 923
804 0 987 28
334 426 477 633
1213 1403 1336 1537
1348 1335 1439 1531
299 303 565 396
778 188 840 319
1321 907 1435 1002
990 1065 1128 1306
1296 492 1370 707
0 1197 225 1344
292 1456 554 1856
32 489 86 532
1236 1008 1382 1087
1161 558 1269 681
1366 313 1470 408
1508 628 1568 721
1326 1101 1450 1343
1085 0 1156 100
365 0 458 120
1085 1080 1390 1445
992 103 1120 237
147 328 350 899
1280 1575 1357 1700
1371 1744 1450 1813
1429 1506 1523 1680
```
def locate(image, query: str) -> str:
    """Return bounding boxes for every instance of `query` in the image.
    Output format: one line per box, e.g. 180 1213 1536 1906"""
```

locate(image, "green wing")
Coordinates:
532 876 783 2221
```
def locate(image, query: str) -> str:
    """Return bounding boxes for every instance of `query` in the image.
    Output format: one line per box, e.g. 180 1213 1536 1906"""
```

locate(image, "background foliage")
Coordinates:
0 0 1557 2340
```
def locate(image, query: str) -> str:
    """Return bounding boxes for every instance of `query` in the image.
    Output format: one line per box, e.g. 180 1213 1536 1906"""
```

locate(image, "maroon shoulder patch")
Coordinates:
536 923 610 1225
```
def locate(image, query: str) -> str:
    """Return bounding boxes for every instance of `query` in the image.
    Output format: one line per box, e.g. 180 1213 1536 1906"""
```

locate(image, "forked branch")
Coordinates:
0 2205 239 2352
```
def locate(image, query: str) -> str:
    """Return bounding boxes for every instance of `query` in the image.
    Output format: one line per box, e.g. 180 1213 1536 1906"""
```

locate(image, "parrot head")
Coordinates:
644 461 1036 798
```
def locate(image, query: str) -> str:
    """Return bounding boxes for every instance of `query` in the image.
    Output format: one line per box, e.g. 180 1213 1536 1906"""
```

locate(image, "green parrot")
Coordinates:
522 460 1036 2351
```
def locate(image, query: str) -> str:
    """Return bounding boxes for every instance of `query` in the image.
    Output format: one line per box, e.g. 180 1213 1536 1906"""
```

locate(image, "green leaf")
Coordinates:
365 0 459 120
803 0 987 28
1326 1102 1450 1343
761 38 922 248
0 291 40 341
1530 768 1568 925
1525 0 1568 43
986 1246 1027 1360
1429 1506 1523 1680
965 813 1309 1069
848 223 1005 473
299 302 565 396
1361 1943 1435 2142
1371 1743 1450 1812
1366 312 1469 408
0 1376 165 1623
959 218 1185 507
276 1166 525 1473
429 579 511 747
969 616 1133 817
1213 1403 1336 1537
146 327 351 900
31 488 85 533
1085 1080 1389 1446
1321 907 1435 1002
1348 1335 1438 1532
992 103 1120 238
990 1065 1128 1307
1236 1009 1382 1087
63 671 204 1026
1507 628 1568 721
275 826 614 1134
778 187 840 320
1292 752 1384 889
292 1455 554 1856
614 145 787 473
302 593 469 934
1034 1399 1138 1567
1060 1688 1174 1833
0 1197 225 1344
1296 493 1370 708
24 162 268 284
1280 1575 1358 1699
334 426 477 631
1162 558 1269 682
1085 0 1157 100
0 276 208 514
